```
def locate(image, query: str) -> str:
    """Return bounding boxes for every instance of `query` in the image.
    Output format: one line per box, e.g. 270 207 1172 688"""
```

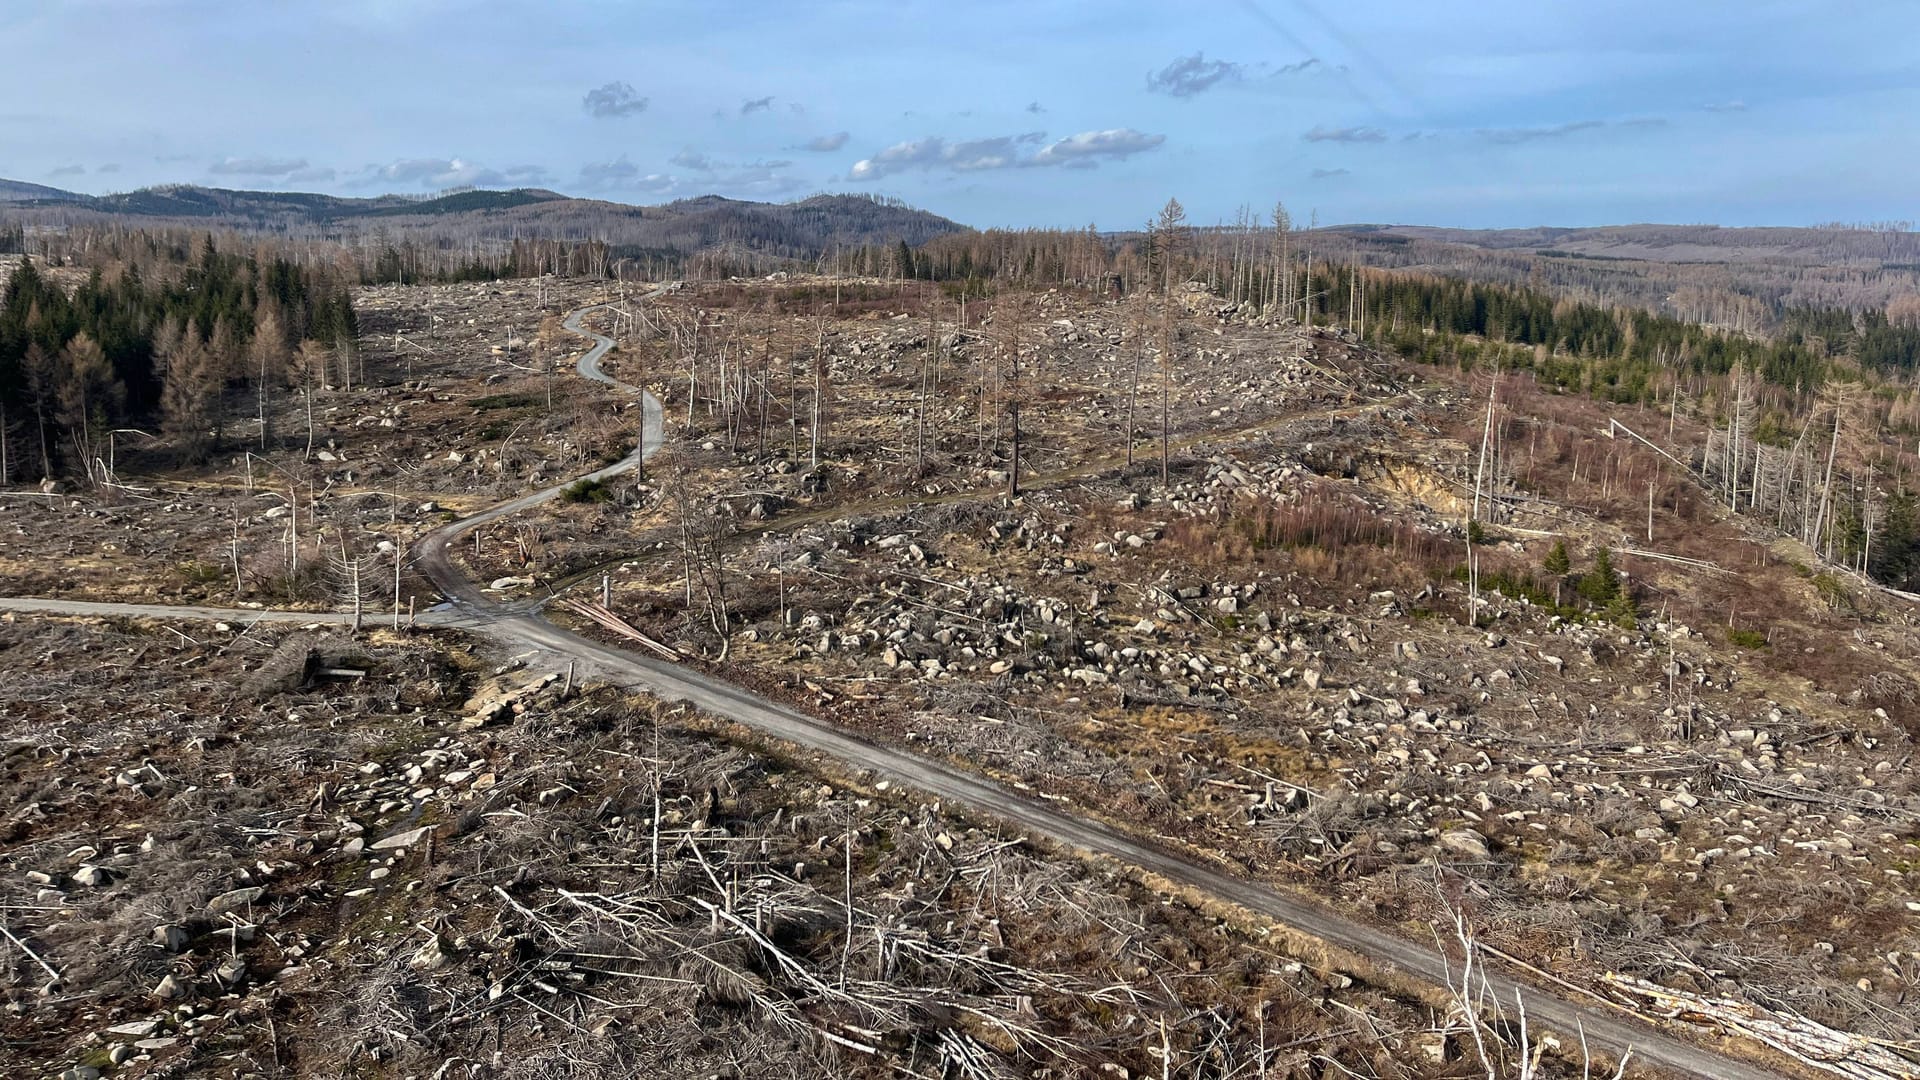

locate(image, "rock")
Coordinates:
107 1020 160 1037
205 886 265 914
71 864 111 887
1439 829 1491 860
372 825 433 851
61 1068 101 1080
489 575 534 590
153 973 186 1001
151 924 189 952
1302 669 1322 691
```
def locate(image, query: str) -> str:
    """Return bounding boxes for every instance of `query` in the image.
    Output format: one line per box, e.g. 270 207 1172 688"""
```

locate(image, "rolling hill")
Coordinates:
0 180 970 265
0 178 87 203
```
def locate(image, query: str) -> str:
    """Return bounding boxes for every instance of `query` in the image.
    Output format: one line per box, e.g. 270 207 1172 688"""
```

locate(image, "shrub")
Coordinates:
561 477 613 504
1729 627 1769 649
175 560 224 585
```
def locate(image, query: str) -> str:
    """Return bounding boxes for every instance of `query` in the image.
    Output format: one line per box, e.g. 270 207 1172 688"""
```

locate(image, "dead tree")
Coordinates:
1155 198 1188 487
325 534 380 632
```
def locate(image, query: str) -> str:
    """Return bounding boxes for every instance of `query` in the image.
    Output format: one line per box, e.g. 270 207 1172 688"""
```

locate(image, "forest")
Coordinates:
2 189 967 283
15 201 1920 592
0 237 357 480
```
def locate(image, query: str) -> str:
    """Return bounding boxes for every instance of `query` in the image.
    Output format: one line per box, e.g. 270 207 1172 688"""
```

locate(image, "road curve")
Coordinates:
410 300 666 610
407 293 1796 1080
4 289 1797 1080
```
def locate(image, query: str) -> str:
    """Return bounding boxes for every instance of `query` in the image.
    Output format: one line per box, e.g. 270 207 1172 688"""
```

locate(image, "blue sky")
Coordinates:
3 0 1916 229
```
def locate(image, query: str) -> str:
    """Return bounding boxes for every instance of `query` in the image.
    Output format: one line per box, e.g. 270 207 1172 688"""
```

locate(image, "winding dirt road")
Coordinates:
0 292 1806 1080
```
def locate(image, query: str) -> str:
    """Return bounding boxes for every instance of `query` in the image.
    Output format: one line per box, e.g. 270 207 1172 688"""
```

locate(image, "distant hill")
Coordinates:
0 180 970 264
47 184 570 225
1311 222 1920 321
1336 223 1920 268
0 179 86 203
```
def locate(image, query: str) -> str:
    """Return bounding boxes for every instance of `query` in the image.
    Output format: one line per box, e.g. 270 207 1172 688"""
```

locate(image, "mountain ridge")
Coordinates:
0 180 969 269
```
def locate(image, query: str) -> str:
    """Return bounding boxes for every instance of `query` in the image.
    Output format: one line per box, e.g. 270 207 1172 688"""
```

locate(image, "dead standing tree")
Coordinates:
292 339 330 461
1155 197 1189 487
324 532 381 632
994 291 1035 498
810 313 830 470
667 453 734 660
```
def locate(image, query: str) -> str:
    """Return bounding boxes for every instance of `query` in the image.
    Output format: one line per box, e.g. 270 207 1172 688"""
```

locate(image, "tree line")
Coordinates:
0 236 357 480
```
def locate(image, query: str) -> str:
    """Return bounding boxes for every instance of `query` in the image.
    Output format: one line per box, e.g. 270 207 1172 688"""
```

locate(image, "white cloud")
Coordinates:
1476 120 1606 144
362 157 547 190
850 128 1162 180
797 131 850 152
583 81 648 119
576 156 805 200
1147 52 1243 98
1304 126 1388 143
1029 128 1165 165
209 156 311 176
578 156 642 190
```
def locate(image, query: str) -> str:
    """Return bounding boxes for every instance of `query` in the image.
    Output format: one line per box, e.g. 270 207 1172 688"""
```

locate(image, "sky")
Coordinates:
2 0 1917 230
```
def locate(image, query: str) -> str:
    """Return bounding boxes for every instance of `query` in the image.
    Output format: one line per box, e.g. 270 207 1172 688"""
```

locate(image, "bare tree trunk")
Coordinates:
1124 316 1141 467
257 351 271 450
1008 402 1021 498
1814 407 1842 558
288 483 299 593
1160 307 1173 487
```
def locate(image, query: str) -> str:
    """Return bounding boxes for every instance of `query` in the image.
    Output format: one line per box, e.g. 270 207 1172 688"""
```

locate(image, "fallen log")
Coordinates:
1601 973 1920 1080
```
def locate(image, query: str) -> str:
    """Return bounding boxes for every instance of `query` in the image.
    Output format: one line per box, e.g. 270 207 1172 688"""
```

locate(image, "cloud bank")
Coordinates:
849 128 1164 179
